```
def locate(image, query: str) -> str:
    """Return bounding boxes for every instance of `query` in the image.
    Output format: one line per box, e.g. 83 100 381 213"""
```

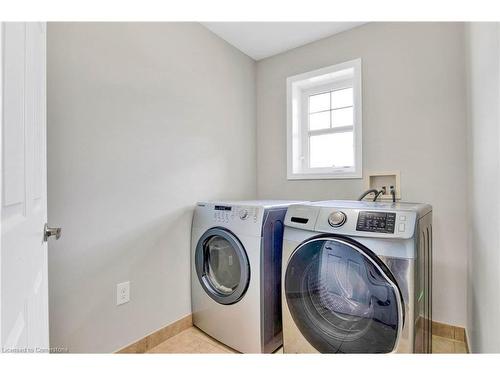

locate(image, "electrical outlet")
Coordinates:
116 281 130 306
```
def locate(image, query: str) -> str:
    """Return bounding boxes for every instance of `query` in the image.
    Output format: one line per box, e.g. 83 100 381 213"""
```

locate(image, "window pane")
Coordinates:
309 92 330 113
331 87 353 109
332 107 353 127
309 132 354 168
309 111 330 131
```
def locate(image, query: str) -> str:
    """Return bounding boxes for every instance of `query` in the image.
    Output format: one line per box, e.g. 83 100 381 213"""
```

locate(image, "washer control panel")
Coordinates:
286 202 422 239
356 211 396 233
328 211 347 227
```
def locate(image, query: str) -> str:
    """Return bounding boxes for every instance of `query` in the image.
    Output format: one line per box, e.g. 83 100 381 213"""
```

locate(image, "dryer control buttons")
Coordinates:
328 211 347 227
239 209 249 220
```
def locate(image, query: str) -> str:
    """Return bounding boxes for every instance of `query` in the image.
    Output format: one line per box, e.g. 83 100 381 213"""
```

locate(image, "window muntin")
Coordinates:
287 59 362 179
306 86 355 170
308 87 354 130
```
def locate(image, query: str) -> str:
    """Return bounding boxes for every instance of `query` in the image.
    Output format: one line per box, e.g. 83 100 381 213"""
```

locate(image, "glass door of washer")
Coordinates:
285 236 403 353
195 228 250 305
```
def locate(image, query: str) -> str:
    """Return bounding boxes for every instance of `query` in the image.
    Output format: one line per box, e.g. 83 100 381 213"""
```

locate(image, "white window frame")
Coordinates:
286 58 362 180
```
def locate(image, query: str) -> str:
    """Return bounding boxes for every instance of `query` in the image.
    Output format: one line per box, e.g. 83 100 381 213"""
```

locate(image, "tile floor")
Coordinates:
432 335 468 354
148 327 237 354
147 326 467 354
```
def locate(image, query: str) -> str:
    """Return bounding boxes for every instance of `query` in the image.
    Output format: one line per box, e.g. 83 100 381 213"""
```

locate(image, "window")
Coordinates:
287 59 362 179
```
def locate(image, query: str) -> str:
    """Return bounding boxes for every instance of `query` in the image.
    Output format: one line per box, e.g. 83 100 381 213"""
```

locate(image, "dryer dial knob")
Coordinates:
239 209 249 220
328 211 347 227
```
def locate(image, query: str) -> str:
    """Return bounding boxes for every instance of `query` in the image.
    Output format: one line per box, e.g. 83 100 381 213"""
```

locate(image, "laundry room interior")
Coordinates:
1 18 500 360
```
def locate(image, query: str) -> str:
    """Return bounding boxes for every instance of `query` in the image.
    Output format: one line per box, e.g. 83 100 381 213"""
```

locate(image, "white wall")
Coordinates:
256 23 468 326
47 23 256 353
466 22 500 353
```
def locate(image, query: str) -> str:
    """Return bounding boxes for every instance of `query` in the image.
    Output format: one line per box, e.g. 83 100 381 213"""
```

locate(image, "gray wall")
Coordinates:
256 23 468 326
47 23 256 352
466 22 500 353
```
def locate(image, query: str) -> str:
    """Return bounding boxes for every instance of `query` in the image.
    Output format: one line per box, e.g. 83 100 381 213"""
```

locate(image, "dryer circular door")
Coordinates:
284 236 403 353
195 228 250 305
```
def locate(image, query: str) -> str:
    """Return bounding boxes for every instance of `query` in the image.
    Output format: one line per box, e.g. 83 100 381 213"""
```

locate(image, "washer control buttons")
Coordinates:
328 211 347 227
239 209 249 220
356 211 396 233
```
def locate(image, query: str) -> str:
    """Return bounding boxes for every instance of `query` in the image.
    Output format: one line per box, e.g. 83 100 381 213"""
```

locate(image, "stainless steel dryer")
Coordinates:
281 200 432 353
191 200 302 353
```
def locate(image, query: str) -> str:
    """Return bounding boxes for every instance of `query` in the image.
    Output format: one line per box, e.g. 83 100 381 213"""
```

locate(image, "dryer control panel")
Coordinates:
213 204 259 224
195 201 303 238
194 203 264 237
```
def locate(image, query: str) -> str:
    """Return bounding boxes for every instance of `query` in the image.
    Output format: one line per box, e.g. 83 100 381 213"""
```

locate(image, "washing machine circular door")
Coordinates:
284 236 404 353
195 228 250 305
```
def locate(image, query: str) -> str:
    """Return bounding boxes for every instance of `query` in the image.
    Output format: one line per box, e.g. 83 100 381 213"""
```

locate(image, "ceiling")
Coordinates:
201 22 366 60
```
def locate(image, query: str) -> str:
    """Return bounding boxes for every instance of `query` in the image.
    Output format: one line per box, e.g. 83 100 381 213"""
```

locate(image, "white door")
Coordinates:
1 22 52 353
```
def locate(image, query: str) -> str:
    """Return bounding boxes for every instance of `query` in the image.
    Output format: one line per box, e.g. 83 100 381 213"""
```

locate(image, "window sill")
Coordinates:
287 171 362 180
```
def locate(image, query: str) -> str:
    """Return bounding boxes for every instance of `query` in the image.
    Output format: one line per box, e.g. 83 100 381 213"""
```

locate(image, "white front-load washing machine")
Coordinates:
191 200 301 353
282 200 433 353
